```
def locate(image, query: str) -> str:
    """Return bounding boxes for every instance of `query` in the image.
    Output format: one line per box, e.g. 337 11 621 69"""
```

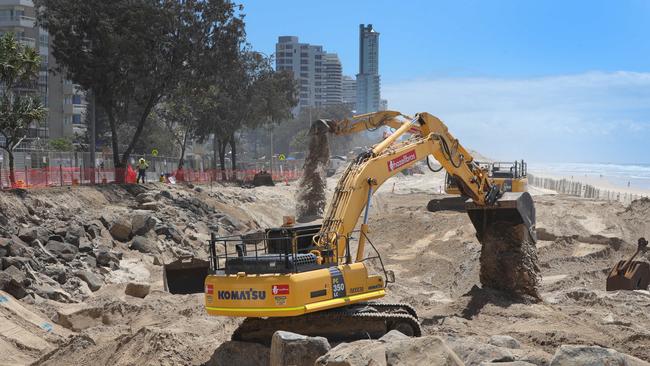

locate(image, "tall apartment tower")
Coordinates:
276 36 325 112
356 24 381 114
341 75 357 110
323 53 342 106
0 0 86 142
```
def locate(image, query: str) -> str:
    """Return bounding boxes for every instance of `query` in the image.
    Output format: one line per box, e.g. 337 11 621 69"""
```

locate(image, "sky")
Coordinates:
240 0 650 164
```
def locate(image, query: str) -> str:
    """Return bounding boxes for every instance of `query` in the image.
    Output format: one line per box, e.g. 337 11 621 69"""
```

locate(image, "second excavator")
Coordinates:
174 111 538 343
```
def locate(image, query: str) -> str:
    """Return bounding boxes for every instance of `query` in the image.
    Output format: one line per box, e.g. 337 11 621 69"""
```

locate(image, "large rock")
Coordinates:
488 335 520 349
155 225 183 244
95 248 120 267
316 335 463 366
65 224 87 246
125 282 150 298
55 306 104 331
270 331 330 366
109 217 132 242
45 240 78 262
316 340 386 366
74 270 102 292
550 345 650 366
0 268 28 299
0 236 29 257
18 226 51 244
78 237 93 253
207 341 270 366
131 212 156 236
129 236 159 254
448 337 515 365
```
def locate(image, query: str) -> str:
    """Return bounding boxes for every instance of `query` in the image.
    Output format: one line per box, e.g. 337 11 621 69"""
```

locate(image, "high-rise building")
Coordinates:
0 0 86 143
342 75 357 110
323 53 342 106
356 24 381 114
276 36 325 112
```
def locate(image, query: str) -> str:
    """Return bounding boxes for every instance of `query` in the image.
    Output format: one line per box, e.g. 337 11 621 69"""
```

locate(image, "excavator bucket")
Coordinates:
163 256 210 295
465 192 536 240
606 238 650 291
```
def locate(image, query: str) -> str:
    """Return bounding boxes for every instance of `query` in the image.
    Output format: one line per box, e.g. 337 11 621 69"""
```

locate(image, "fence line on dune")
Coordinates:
528 174 648 205
0 166 303 190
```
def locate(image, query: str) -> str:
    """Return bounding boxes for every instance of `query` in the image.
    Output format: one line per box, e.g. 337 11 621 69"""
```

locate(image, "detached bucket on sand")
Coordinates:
465 192 541 299
163 256 210 294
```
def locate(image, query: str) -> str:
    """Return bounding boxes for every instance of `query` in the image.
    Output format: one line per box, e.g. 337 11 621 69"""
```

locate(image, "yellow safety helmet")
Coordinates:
139 158 145 163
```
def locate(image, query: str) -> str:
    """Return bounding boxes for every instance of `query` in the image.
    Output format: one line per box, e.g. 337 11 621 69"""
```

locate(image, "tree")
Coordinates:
36 0 244 181
155 84 203 169
0 33 47 186
49 137 74 152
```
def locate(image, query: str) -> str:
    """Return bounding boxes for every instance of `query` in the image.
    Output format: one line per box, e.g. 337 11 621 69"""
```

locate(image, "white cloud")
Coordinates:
383 72 650 163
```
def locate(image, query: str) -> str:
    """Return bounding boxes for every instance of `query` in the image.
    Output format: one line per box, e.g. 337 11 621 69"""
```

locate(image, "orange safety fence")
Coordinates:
0 166 303 190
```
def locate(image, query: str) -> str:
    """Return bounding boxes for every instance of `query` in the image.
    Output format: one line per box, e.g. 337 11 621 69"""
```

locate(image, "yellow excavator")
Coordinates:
174 111 537 342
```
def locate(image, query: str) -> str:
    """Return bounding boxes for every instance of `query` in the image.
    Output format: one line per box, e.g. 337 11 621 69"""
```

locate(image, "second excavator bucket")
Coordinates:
465 192 536 240
606 238 650 291
163 256 210 295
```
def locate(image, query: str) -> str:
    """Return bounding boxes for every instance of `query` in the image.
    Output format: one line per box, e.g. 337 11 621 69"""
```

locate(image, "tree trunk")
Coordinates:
229 132 236 177
217 138 227 181
106 108 123 183
211 134 218 181
178 131 189 170
120 94 158 169
7 149 15 187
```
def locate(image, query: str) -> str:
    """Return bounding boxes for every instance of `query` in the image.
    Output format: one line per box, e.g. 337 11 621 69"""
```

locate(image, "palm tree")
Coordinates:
0 33 47 187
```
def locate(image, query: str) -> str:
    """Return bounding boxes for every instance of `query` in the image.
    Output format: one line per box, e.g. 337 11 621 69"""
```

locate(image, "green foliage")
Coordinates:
36 0 245 171
49 137 74 152
0 33 46 184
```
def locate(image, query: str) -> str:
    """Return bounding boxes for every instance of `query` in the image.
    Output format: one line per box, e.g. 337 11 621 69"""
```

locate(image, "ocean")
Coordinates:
529 162 650 190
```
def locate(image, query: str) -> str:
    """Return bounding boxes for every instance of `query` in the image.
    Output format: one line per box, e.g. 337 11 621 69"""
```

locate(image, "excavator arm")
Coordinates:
315 111 535 263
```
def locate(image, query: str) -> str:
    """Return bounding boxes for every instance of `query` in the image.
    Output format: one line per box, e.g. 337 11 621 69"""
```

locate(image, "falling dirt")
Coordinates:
478 222 542 300
296 122 330 221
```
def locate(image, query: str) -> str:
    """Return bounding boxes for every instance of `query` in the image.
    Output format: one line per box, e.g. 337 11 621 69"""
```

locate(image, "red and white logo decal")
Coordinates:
205 284 214 295
272 284 290 295
387 150 417 171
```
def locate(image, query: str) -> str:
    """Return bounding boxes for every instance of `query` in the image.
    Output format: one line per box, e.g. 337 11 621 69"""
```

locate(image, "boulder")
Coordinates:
2 256 36 271
206 341 270 366
155 225 183 244
480 362 536 366
65 224 87 246
125 282 150 298
78 237 93 253
0 239 8 258
135 192 155 204
0 270 28 299
550 345 650 366
315 340 386 366
95 248 120 267
0 236 29 257
109 217 132 242
139 202 159 211
385 335 464 366
43 265 68 284
45 240 78 262
129 236 159 254
131 213 156 236
74 270 103 292
448 337 515 365
488 335 521 349
55 306 104 331
270 331 330 366
18 226 51 244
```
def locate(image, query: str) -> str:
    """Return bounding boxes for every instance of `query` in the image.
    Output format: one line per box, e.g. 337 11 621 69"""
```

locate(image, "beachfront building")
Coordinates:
356 24 381 114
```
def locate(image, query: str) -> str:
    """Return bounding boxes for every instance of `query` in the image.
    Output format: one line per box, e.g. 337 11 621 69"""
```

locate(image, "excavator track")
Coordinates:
232 302 421 345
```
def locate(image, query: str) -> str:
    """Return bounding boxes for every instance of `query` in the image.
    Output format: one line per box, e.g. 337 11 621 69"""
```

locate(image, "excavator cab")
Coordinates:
606 238 650 291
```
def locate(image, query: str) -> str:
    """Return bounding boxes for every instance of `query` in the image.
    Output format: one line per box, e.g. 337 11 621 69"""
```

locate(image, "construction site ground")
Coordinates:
0 169 649 365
